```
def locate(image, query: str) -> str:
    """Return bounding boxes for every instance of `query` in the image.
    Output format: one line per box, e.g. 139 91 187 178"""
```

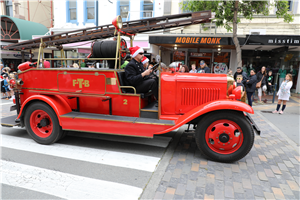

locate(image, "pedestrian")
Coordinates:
227 69 233 77
272 74 293 114
197 60 210 73
233 67 248 83
245 69 257 107
1 75 6 99
256 66 267 104
2 74 11 100
179 65 189 73
267 70 274 95
236 74 245 101
189 64 197 73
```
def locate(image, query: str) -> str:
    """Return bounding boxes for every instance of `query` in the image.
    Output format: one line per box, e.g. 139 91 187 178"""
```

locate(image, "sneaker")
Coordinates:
279 111 284 114
272 110 278 114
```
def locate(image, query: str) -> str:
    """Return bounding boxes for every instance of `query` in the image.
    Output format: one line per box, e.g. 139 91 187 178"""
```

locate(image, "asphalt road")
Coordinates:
0 99 180 199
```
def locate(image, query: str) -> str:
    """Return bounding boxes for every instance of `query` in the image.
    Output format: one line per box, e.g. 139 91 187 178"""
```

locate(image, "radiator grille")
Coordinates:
181 88 220 106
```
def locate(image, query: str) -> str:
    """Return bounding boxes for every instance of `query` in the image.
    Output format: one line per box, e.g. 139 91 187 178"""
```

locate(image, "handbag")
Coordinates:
256 75 264 88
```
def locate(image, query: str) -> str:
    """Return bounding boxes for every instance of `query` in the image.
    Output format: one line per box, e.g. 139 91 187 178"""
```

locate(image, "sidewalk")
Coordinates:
151 95 300 200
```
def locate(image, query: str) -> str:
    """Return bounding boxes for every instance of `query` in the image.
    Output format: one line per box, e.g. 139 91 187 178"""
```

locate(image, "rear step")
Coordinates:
1 115 20 127
140 102 158 119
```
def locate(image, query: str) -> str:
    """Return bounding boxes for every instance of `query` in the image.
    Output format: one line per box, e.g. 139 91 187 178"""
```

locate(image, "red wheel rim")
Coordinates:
205 120 244 154
30 110 53 138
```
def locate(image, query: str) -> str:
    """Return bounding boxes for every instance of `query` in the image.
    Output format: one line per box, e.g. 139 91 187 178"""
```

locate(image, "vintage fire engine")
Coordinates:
2 11 260 162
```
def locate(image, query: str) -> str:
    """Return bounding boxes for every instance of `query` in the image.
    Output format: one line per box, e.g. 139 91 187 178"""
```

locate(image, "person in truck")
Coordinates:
124 46 158 100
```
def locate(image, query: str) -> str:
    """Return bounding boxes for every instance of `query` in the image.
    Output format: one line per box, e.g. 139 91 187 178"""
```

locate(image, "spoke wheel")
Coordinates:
195 111 254 163
25 102 63 145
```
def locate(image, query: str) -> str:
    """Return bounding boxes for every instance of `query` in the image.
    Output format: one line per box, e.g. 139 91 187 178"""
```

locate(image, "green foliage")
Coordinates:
180 0 294 32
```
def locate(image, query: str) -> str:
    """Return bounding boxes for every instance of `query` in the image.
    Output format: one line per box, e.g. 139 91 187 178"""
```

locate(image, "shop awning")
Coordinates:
1 15 48 41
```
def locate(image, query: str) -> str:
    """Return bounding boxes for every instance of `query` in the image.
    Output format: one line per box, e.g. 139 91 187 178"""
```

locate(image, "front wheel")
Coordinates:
25 102 63 145
195 111 254 162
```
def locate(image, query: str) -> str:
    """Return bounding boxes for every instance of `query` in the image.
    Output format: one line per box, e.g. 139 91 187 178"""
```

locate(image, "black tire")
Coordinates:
195 111 254 163
24 102 63 145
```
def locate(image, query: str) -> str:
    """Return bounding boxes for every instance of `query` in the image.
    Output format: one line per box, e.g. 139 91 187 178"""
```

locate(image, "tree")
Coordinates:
181 1 294 69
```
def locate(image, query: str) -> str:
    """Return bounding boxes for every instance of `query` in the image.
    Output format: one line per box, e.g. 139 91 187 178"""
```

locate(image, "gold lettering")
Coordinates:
207 38 211 44
200 37 207 43
73 79 78 87
84 80 90 87
216 38 221 44
175 37 182 43
77 79 84 88
123 99 128 105
182 37 186 43
73 78 90 88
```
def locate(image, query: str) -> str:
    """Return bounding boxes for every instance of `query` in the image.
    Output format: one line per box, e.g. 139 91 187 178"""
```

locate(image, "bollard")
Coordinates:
272 83 277 103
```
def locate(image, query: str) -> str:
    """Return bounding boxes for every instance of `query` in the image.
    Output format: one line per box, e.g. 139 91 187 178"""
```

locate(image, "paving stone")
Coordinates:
199 160 208 168
214 190 224 200
279 183 294 196
206 174 215 184
246 158 254 167
234 192 245 199
175 183 186 196
258 154 267 162
258 171 268 181
207 166 215 174
264 168 275 178
178 154 186 162
281 171 295 181
224 167 232 178
168 177 179 189
284 160 294 168
278 162 289 171
153 191 164 200
173 194 184 200
166 164 176 171
191 163 199 172
186 180 196 191
224 177 233 187
196 177 206 188
264 152 273 159
205 183 214 195
182 163 191 174
232 172 242 183
272 187 285 199
270 165 282 175
163 192 174 199
250 173 261 185
252 185 265 197
233 182 244 193
270 150 279 156
215 170 224 181
231 164 240 173
247 166 256 174
286 180 300 191
264 192 275 199
288 167 299 176
255 164 265 172
242 178 252 189
294 176 300 186
166 187 176 195
178 174 188 184
244 188 255 199
289 158 300 165
254 196 265 200
293 190 300 199
194 187 204 199
183 190 194 200
162 171 172 182
240 169 250 179
157 181 168 192
172 168 182 179
238 161 247 170
224 185 234 198
198 168 208 177
188 171 198 181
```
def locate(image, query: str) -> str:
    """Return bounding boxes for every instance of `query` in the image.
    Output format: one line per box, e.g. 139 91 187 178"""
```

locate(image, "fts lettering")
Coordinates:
73 79 90 88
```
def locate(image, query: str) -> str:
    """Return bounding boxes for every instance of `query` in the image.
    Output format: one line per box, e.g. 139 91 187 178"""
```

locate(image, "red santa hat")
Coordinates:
129 46 144 58
141 57 149 65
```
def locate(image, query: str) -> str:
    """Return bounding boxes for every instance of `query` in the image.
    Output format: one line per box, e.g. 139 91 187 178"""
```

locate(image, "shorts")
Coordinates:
257 85 267 96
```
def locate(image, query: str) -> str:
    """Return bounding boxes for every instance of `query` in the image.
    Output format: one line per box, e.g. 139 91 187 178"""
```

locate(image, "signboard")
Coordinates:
173 51 185 61
245 35 300 46
214 63 228 74
190 53 212 57
149 36 231 45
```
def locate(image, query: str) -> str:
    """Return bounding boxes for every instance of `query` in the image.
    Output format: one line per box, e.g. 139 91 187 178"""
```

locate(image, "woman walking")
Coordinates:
256 66 267 104
245 69 257 107
272 74 293 114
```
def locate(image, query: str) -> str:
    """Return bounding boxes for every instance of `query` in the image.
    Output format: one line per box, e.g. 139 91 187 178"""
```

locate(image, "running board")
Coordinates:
1 115 20 127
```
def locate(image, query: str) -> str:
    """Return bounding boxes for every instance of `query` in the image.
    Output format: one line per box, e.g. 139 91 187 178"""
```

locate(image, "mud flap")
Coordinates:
1 115 20 127
245 113 261 135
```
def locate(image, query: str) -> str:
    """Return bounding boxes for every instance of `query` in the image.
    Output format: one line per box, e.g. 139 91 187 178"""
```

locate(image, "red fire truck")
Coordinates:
2 11 260 162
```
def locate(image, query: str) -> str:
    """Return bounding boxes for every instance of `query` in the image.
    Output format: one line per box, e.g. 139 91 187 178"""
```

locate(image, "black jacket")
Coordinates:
124 59 148 86
197 66 210 73
267 75 273 85
256 71 267 86
245 74 258 93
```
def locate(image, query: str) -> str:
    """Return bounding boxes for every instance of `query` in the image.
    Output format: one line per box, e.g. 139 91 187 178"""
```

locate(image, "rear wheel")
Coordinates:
25 102 63 144
195 111 254 162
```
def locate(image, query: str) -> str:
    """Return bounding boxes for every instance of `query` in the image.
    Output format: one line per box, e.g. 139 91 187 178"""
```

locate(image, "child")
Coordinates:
267 70 273 95
236 74 245 101
272 74 293 114
2 74 11 100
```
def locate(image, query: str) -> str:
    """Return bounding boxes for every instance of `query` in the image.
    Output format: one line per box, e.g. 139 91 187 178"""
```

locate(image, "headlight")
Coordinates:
112 16 123 29
233 86 243 100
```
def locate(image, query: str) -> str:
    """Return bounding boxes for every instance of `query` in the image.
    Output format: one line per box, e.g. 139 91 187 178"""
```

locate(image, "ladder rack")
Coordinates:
5 11 212 51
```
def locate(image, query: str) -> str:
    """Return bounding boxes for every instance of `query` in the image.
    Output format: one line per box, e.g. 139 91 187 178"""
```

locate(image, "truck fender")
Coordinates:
17 95 72 126
156 100 254 134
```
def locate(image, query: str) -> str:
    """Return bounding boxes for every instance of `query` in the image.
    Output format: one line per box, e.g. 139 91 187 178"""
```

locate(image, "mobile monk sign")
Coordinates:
149 36 231 45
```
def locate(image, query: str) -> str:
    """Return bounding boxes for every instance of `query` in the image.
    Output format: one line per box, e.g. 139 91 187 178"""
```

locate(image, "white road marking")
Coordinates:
1 160 142 199
1 134 160 172
0 102 14 106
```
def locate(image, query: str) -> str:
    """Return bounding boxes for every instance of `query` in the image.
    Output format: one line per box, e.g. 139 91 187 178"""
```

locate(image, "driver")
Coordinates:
124 46 158 100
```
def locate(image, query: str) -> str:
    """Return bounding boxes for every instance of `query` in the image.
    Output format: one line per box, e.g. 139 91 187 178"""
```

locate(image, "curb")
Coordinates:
256 111 299 151
139 126 185 200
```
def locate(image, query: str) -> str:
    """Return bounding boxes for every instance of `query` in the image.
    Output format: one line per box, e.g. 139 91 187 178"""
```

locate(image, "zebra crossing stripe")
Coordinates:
1 134 160 172
1 160 142 199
